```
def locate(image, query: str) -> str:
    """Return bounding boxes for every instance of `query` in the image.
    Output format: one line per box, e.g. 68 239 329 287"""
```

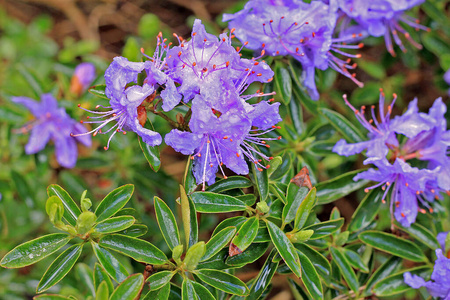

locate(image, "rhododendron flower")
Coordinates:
13 93 91 168
404 249 450 299
70 62 96 95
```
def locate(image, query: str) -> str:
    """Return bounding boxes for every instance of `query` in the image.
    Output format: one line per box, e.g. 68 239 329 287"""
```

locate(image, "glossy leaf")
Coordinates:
182 279 198 300
226 242 269 266
294 187 316 230
330 247 359 293
359 231 428 262
117 224 148 237
266 221 302 278
297 248 323 299
180 185 198 248
94 263 114 294
95 184 134 222
75 263 95 296
401 222 440 250
342 248 369 273
110 274 144 300
305 218 344 240
91 242 129 283
190 192 247 213
99 234 168 265
184 242 205 271
147 271 175 290
37 244 83 292
283 185 308 225
251 162 269 201
0 234 71 268
142 283 171 300
316 170 369 204
318 107 365 143
138 136 161 172
212 216 246 237
93 216 135 234
274 62 292 105
88 84 108 99
203 226 236 261
363 256 402 296
372 266 432 296
33 295 71 300
246 249 278 300
295 244 330 282
196 269 249 296
254 223 271 242
191 281 215 300
348 189 381 232
95 281 109 300
47 184 82 227
154 197 180 250
206 176 252 193
229 217 259 256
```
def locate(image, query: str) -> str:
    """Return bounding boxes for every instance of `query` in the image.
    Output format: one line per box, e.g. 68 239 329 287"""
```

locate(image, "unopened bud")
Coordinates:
176 113 184 125
256 201 270 214
70 62 96 96
289 230 314 243
76 211 97 236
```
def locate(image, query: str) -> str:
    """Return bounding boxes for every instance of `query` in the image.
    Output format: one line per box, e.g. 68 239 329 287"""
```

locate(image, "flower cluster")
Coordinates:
223 0 364 100
333 91 449 227
13 94 92 168
335 0 429 56
75 20 282 188
404 249 450 299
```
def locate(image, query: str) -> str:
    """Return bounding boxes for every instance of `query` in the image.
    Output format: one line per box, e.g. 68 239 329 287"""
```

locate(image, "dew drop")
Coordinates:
29 254 34 259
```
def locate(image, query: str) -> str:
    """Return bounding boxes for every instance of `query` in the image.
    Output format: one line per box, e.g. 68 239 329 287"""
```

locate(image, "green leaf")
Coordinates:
316 170 369 204
17 64 43 97
318 108 365 143
359 231 428 262
266 221 302 278
91 242 129 283
295 244 330 282
154 197 180 250
229 217 259 256
88 84 108 99
267 156 283 177
190 192 247 213
330 247 359 293
37 244 83 292
342 248 369 273
191 281 215 300
110 274 144 300
95 185 134 222
75 263 95 296
246 249 279 300
297 249 323 299
206 176 252 193
180 185 198 248
202 226 236 261
348 189 381 232
305 218 344 240
254 223 271 242
117 224 148 238
372 266 432 296
270 151 295 180
94 263 114 294
47 184 82 227
196 269 249 296
147 271 175 290
182 279 198 300
45 196 65 225
212 216 246 236
226 243 269 266
294 187 317 230
251 162 269 201
138 136 161 172
184 242 206 271
0 234 71 268
33 295 71 300
93 216 135 234
274 62 292 105
283 185 308 226
95 281 110 300
99 234 168 265
401 222 440 250
363 256 402 296
142 283 170 300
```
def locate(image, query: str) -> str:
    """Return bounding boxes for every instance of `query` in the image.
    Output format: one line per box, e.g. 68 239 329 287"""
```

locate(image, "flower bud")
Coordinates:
183 242 205 271
76 211 97 236
289 229 314 243
256 201 270 214
70 62 96 96
172 244 184 265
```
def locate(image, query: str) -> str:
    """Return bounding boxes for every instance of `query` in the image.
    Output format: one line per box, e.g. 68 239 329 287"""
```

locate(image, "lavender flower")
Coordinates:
223 0 364 100
70 62 96 95
404 249 450 299
167 19 273 102
437 232 449 252
336 0 429 56
333 92 449 226
13 93 91 168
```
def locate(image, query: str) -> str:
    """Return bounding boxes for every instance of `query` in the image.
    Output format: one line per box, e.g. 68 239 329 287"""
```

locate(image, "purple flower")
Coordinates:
166 19 273 102
13 93 91 168
355 158 437 227
336 0 429 56
223 0 364 100
404 249 450 299
437 232 449 252
70 62 96 95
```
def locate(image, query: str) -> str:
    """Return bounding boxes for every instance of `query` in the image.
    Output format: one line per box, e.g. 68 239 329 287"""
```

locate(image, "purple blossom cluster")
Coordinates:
13 94 92 168
75 20 282 188
333 91 449 227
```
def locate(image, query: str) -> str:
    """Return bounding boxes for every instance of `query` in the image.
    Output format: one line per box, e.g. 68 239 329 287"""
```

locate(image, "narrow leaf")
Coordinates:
283 185 308 225
251 162 269 201
191 281 215 300
297 249 323 299
147 271 175 290
206 176 252 193
372 266 432 296
154 197 180 250
246 249 279 300
93 216 135 234
196 269 249 296
316 170 369 204
229 217 259 257
305 218 344 240
202 226 236 261
95 185 134 222
138 136 161 172
294 187 316 230
0 234 71 268
88 84 108 99
180 185 198 248
94 263 114 294
190 192 247 213
363 256 402 296
47 184 81 226
348 189 381 232
110 274 144 300
330 247 359 293
319 107 365 143
91 242 129 283
401 222 440 250
226 242 269 266
295 244 330 282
